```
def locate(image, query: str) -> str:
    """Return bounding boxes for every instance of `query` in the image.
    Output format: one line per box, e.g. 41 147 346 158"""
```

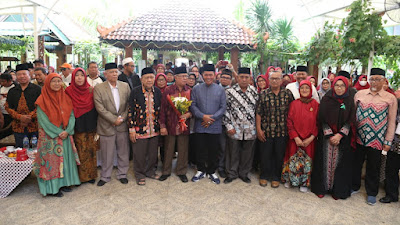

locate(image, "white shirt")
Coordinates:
0 84 15 114
109 82 120 113
62 74 72 87
87 76 103 87
286 81 320 103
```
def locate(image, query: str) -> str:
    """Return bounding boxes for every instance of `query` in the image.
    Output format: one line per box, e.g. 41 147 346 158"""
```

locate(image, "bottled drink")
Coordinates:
31 135 38 150
23 136 30 149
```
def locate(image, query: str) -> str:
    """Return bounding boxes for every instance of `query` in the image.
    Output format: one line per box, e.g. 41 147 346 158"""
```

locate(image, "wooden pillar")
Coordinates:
45 54 50 66
101 53 106 68
125 44 133 58
56 43 66 72
141 47 147 66
21 52 27 63
230 47 239 73
38 36 45 60
218 47 224 61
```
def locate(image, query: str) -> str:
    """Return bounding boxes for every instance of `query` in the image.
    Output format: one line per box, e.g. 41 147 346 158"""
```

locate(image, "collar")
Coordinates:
108 81 118 89
173 84 189 92
266 87 283 94
367 88 385 96
142 85 154 94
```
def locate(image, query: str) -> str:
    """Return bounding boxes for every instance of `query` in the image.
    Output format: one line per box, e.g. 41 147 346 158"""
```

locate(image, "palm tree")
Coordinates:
271 17 298 71
245 0 273 73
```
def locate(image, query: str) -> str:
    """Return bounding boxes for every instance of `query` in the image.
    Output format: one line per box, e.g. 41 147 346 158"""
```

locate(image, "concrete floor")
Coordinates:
1 161 399 225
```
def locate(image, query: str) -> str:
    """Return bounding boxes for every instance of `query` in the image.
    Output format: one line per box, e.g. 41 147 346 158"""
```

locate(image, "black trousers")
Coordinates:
195 133 220 174
384 151 400 201
353 144 382 196
259 136 288 181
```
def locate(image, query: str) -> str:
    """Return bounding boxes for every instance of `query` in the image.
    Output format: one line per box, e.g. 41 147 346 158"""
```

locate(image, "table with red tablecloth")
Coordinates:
0 157 33 198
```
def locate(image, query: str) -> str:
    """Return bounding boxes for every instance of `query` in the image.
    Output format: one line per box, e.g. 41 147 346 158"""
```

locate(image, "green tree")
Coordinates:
245 0 273 73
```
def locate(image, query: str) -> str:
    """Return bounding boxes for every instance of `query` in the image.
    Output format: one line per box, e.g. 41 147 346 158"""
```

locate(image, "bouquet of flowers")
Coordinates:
167 93 192 132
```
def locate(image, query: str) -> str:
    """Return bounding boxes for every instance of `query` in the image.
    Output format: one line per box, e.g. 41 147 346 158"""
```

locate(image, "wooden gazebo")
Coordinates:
97 0 255 71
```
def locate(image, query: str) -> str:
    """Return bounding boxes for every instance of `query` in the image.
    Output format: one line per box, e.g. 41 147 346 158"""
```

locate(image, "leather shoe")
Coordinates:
119 178 128 184
97 180 106 186
271 181 280 188
224 177 235 184
159 174 170 181
259 179 268 187
379 196 398 204
240 177 251 183
178 175 188 183
60 187 72 192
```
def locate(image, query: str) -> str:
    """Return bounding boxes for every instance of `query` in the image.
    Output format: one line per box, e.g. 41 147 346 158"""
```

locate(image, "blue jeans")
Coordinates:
14 131 38 148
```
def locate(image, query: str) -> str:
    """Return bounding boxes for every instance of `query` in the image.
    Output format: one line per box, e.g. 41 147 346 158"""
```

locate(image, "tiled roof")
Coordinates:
98 1 255 51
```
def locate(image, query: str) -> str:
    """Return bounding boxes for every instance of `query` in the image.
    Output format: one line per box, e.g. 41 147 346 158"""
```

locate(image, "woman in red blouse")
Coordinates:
281 80 319 193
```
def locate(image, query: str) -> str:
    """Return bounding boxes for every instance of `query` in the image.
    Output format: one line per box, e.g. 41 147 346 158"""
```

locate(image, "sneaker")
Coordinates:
351 189 359 195
284 182 291 188
367 196 376 206
208 173 220 184
191 171 206 182
299 186 308 193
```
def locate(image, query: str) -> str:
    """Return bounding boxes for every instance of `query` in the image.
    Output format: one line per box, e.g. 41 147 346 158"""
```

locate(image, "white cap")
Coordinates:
122 57 134 66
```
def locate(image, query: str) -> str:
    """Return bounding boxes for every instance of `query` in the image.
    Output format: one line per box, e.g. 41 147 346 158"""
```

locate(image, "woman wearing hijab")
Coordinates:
256 75 267 93
156 64 166 75
65 68 98 184
282 80 319 193
33 73 80 197
307 76 317 87
318 78 331 101
311 77 355 199
187 73 197 89
155 73 168 93
353 75 370 91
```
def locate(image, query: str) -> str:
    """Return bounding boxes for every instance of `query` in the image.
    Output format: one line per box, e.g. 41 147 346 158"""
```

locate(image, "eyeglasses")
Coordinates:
334 84 346 89
369 78 384 83
220 76 232 80
188 78 196 80
269 78 281 81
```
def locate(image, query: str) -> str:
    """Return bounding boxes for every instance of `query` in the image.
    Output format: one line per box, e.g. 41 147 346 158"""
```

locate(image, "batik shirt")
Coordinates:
223 84 258 140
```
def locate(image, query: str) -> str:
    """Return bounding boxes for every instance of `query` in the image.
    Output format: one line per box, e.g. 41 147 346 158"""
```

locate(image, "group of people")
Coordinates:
0 58 399 207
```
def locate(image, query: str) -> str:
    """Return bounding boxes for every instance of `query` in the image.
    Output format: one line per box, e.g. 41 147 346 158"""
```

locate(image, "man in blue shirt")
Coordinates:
190 64 226 184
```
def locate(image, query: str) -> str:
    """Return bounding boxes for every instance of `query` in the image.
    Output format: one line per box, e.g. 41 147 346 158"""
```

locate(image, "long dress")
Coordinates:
311 92 355 199
34 107 81 196
282 99 319 187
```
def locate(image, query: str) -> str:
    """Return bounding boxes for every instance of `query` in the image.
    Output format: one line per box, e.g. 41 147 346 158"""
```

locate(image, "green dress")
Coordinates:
36 107 81 196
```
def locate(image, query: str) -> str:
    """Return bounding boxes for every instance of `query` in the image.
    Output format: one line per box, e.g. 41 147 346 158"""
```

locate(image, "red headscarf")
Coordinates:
155 73 168 93
299 80 313 103
65 68 94 118
156 64 166 71
332 76 349 101
307 76 317 87
353 75 370 91
256 75 268 93
36 73 73 128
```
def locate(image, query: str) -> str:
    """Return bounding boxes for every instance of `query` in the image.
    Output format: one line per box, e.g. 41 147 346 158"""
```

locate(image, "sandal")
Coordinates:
147 174 160 180
136 179 146 186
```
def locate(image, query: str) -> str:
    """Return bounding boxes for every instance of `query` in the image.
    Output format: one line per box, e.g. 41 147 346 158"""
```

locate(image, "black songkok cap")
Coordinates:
174 67 187 75
296 66 307 72
203 64 215 72
16 63 29 72
141 67 154 75
105 63 117 70
338 70 350 79
238 67 251 74
26 62 34 69
33 59 44 64
370 68 385 77
199 67 204 75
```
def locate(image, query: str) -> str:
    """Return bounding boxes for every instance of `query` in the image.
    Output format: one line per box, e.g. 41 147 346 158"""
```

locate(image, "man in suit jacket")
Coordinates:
118 57 141 90
94 63 131 186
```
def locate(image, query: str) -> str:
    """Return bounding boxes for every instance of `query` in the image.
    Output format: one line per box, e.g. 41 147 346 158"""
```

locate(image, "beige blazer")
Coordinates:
93 81 130 136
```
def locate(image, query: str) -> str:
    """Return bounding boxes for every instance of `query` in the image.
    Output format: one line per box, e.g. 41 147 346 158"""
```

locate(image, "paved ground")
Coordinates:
1 161 400 225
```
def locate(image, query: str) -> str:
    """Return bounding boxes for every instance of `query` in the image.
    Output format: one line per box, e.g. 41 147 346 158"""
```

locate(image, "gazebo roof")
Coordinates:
98 1 255 52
